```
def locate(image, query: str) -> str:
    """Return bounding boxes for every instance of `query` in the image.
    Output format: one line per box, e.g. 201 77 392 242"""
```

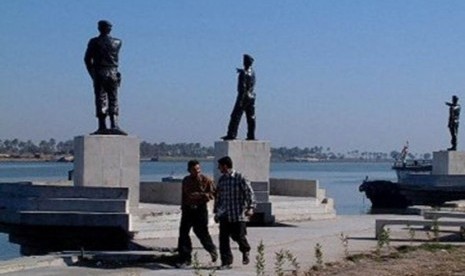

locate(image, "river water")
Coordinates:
0 160 396 260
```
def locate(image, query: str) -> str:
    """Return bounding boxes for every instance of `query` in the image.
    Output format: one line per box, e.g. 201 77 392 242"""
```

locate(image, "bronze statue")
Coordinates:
84 20 127 135
221 54 256 141
446 95 461 151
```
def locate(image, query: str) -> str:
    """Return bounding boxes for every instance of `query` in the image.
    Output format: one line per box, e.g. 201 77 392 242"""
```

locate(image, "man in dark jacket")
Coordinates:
177 160 217 268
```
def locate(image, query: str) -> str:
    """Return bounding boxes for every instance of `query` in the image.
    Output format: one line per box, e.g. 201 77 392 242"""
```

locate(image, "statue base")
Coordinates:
213 140 270 182
432 151 465 175
73 135 140 209
214 140 274 224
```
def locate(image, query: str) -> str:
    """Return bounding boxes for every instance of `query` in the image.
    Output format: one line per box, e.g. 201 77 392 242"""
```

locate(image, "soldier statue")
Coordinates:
221 54 256 141
446 95 461 151
84 20 127 135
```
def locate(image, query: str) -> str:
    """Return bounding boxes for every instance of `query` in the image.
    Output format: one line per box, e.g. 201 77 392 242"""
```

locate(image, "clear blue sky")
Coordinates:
1 0 464 154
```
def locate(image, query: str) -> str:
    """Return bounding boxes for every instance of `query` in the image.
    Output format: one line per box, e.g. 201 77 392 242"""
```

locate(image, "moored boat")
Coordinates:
358 143 463 208
359 158 433 209
359 179 410 208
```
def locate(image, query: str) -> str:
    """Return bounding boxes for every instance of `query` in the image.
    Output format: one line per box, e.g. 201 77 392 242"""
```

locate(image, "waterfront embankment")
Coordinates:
2 213 465 275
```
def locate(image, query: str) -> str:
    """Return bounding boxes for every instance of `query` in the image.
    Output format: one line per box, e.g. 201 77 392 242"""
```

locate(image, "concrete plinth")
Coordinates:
432 151 465 175
73 135 140 209
214 140 270 182
214 140 274 224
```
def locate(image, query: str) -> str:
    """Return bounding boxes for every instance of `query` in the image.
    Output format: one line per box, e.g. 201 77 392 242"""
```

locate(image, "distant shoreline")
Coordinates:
0 157 393 163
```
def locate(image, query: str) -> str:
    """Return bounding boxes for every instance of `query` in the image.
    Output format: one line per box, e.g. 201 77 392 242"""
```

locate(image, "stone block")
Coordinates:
0 197 127 213
254 191 269 203
254 202 272 215
432 151 465 175
0 184 128 200
213 140 270 183
17 211 130 231
214 140 273 225
250 202 275 224
73 135 140 209
270 178 319 197
251 181 269 192
139 181 182 205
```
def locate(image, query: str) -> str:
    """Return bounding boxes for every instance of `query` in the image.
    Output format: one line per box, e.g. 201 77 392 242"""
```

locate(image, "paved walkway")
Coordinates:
1 214 445 276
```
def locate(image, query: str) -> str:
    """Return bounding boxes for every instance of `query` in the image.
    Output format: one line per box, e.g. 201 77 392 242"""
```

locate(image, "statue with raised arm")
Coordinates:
221 54 256 141
84 20 127 135
446 95 460 151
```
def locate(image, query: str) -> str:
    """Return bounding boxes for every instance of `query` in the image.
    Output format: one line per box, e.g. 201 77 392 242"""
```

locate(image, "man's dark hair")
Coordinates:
217 156 233 169
187 159 200 171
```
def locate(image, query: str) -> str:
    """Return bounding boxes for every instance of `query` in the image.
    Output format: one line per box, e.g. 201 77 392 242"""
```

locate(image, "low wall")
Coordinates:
269 178 318 197
140 178 320 205
140 181 182 205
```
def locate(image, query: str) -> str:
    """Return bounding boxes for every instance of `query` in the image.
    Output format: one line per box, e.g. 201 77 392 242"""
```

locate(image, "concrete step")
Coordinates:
130 195 337 239
0 197 128 213
130 204 220 239
271 196 336 222
0 183 128 200
131 213 219 240
274 211 336 222
0 210 130 231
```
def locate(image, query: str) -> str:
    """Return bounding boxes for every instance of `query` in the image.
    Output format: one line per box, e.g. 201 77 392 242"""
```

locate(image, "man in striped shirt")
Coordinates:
214 156 256 269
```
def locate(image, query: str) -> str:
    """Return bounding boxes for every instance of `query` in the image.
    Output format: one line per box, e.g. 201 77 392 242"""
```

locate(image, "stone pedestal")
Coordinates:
214 140 270 182
432 151 465 175
73 135 140 209
214 140 274 224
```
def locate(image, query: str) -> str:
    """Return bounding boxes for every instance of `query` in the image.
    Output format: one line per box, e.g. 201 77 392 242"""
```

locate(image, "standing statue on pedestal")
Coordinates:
446 95 461 151
221 54 256 141
84 20 127 135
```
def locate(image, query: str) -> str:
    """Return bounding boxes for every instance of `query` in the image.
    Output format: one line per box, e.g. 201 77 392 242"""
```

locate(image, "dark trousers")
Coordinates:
449 124 458 150
227 97 256 139
177 204 216 263
93 71 119 117
219 220 251 265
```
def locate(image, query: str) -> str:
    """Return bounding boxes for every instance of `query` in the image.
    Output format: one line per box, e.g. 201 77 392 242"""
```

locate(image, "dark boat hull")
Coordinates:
359 180 410 208
399 185 465 206
360 180 465 208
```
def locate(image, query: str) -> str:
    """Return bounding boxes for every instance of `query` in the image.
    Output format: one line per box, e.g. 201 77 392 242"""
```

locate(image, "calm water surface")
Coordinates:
0 160 395 260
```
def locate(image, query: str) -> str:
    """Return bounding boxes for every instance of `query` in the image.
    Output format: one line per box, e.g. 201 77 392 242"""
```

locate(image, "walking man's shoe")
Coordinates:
219 263 232 270
175 261 192 269
210 251 218 263
242 251 250 265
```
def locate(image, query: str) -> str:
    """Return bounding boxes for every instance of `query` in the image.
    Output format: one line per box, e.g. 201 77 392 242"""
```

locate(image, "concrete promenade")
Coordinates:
0 213 437 276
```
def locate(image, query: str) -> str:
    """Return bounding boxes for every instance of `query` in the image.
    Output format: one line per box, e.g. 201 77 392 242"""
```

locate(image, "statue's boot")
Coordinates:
246 118 256 140
91 116 108 135
221 135 235 141
221 118 239 140
110 115 128 135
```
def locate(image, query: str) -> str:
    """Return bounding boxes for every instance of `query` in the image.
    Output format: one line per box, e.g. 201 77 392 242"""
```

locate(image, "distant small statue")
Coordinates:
446 95 460 151
221 54 256 141
84 20 127 135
